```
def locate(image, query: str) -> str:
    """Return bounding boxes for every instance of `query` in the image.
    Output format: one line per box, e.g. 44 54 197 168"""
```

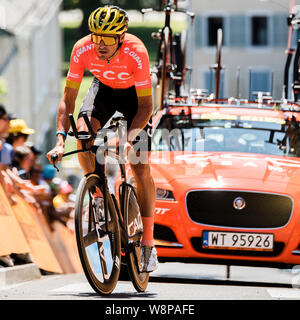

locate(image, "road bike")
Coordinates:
142 0 194 109
51 112 149 295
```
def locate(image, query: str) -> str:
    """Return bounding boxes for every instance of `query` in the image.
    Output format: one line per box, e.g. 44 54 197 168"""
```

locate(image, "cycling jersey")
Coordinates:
78 78 153 151
66 33 152 97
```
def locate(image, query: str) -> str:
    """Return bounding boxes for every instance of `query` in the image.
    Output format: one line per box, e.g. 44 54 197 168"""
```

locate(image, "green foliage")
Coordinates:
62 24 159 68
61 0 186 69
62 20 186 74
62 0 161 11
62 0 162 35
0 77 7 102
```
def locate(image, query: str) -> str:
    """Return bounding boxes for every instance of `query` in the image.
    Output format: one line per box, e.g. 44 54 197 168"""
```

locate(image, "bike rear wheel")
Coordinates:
121 182 149 292
75 174 121 295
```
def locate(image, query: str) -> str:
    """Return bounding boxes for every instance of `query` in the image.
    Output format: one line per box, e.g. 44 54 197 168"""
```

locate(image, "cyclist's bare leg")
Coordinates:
130 156 158 269
130 156 155 248
76 116 101 175
129 159 155 218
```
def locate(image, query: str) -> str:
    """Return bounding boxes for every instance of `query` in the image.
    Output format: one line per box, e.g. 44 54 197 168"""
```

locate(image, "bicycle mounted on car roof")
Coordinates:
284 3 300 102
142 0 194 110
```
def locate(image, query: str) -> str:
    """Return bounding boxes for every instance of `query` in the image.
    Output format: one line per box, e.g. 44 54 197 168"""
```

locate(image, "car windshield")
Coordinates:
151 113 300 157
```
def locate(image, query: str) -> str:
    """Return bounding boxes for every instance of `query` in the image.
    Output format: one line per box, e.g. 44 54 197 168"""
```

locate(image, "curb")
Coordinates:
0 263 41 288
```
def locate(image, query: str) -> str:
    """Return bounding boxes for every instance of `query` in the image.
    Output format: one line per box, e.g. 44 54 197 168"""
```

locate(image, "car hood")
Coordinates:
149 151 300 194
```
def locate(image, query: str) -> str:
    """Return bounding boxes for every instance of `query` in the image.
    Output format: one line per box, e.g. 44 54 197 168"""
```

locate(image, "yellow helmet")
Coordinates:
88 6 129 35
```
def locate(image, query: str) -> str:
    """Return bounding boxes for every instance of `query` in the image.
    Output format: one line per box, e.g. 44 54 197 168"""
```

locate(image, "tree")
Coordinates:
63 0 161 35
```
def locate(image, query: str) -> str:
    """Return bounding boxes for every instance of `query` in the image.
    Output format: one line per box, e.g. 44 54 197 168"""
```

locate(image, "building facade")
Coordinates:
187 0 296 100
0 0 62 153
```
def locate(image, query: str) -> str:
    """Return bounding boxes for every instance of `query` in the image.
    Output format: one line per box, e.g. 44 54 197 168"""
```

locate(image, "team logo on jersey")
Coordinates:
103 71 131 80
67 72 80 79
73 44 95 63
90 69 131 81
123 47 143 69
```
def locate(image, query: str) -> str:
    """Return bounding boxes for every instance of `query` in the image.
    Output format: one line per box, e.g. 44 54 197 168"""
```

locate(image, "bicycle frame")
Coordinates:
53 112 142 256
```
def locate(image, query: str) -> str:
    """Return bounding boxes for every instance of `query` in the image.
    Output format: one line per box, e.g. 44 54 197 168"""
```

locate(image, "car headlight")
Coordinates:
156 188 175 200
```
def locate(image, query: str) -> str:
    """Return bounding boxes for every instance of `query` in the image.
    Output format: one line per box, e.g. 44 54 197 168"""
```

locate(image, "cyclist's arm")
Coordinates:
56 37 84 146
56 86 79 147
47 38 84 164
47 86 78 163
127 39 153 143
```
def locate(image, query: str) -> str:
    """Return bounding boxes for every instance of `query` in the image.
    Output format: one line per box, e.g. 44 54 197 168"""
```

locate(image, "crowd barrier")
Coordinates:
0 184 82 274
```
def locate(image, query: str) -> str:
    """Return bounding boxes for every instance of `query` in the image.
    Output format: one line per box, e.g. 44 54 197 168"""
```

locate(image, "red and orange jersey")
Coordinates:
66 33 152 97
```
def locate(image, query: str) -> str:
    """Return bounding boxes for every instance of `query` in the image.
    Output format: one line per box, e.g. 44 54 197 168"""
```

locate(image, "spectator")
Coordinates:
0 105 13 168
53 181 73 209
11 146 35 180
39 165 70 229
25 141 42 165
30 163 46 187
30 163 52 200
0 105 15 267
4 145 47 205
0 105 14 192
53 181 75 229
42 164 56 183
7 118 35 149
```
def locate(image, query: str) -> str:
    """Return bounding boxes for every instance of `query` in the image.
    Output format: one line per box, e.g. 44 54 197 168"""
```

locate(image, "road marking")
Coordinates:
267 288 300 299
50 283 93 293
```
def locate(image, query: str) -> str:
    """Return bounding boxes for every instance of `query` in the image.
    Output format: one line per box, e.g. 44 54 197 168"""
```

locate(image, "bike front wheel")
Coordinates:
122 182 149 292
75 174 121 295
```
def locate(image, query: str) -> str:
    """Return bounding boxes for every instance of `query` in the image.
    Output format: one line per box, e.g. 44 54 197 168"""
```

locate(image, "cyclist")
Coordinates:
47 6 158 272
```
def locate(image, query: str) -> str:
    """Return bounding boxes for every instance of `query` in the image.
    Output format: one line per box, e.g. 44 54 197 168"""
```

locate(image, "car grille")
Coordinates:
186 190 293 228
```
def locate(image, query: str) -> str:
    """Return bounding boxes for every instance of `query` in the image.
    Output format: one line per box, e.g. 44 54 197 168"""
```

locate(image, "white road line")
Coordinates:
267 288 300 299
50 283 92 292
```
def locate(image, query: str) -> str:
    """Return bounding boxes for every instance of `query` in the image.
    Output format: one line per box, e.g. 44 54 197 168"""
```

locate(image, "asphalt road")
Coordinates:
1 262 300 301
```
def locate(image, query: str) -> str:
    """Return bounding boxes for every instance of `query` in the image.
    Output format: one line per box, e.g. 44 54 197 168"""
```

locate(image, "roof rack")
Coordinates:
164 88 300 113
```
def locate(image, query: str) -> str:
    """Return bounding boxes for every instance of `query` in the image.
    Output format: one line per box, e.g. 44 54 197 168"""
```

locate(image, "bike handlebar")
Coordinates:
51 154 59 172
50 113 126 171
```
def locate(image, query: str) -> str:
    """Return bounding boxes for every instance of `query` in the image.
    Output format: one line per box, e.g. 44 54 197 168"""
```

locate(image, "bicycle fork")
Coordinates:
91 184 119 281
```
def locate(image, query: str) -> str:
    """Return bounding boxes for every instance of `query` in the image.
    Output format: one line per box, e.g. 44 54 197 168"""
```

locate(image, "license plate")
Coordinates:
202 231 274 251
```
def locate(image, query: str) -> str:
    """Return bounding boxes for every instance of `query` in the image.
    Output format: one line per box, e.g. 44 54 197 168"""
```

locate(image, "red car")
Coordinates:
141 97 300 268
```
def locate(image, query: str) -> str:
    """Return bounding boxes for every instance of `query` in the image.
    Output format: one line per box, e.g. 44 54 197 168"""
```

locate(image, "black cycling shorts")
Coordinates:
78 77 152 151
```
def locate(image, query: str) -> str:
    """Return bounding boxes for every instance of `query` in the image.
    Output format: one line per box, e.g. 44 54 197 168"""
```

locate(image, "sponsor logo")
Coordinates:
73 44 95 63
154 208 171 215
233 197 246 210
67 72 80 79
91 62 104 67
101 71 131 80
123 47 143 69
135 80 150 87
